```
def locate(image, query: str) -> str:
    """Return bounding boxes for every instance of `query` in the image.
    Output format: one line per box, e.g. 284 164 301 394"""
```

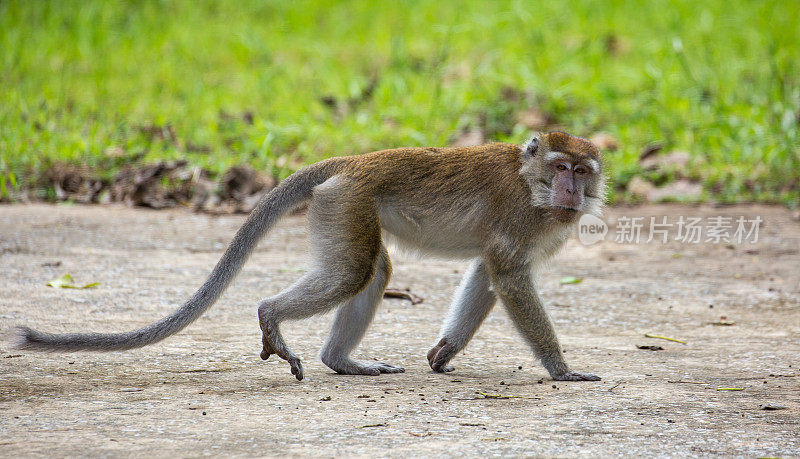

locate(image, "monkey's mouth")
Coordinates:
552 205 579 213
551 205 581 222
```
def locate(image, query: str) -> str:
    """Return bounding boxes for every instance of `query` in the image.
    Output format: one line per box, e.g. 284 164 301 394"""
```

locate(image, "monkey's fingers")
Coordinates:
553 371 601 381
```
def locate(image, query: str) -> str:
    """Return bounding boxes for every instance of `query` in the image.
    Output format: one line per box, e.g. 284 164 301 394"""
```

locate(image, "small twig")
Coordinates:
706 321 735 326
607 381 622 392
383 288 424 304
668 380 708 385
716 388 743 391
644 333 686 344
477 392 516 399
360 423 387 428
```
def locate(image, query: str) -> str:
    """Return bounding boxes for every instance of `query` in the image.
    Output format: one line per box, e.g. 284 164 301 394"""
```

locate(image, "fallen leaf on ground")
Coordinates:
559 276 583 285
639 143 663 161
639 150 691 170
46 273 99 289
647 180 703 202
516 108 554 131
627 176 656 200
637 345 664 351
759 404 787 410
589 133 619 151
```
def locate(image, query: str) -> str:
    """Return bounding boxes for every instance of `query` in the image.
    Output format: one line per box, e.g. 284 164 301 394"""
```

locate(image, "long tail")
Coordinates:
12 160 341 352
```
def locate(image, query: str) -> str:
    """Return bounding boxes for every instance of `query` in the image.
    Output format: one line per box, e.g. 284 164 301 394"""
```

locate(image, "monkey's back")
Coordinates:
332 143 539 257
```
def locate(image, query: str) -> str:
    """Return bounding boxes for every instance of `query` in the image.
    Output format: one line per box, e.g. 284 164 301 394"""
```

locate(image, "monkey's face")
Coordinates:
522 132 606 222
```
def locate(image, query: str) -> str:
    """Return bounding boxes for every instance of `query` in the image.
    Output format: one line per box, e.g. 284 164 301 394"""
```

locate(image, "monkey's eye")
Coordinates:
556 164 568 171
575 167 587 175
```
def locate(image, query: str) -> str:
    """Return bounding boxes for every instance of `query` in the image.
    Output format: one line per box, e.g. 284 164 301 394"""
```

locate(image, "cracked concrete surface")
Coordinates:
0 204 798 456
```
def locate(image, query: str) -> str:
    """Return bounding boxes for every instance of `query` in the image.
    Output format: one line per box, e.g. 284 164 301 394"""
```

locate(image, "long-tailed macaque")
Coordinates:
14 131 605 382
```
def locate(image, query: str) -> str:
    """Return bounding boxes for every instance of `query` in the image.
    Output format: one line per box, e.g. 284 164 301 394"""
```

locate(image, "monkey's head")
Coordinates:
521 131 606 223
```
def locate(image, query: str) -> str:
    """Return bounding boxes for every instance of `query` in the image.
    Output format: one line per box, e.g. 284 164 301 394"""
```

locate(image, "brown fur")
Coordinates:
538 130 600 160
333 142 539 245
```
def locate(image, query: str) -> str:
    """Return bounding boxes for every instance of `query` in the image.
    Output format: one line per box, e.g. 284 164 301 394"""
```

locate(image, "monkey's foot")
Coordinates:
259 325 304 381
427 338 457 373
322 356 405 376
553 371 601 381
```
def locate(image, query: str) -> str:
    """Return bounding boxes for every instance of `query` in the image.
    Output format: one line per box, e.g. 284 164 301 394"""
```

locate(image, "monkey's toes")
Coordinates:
553 371 601 381
288 358 304 381
358 362 404 375
427 338 456 373
325 359 404 375
374 362 405 374
427 338 447 362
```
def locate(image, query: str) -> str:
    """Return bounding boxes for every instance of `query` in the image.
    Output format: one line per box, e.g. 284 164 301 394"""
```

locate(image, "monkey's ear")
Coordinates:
523 137 539 157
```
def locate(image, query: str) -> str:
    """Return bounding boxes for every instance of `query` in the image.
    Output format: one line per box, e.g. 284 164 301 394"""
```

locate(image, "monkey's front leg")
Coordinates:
486 258 600 381
428 259 497 372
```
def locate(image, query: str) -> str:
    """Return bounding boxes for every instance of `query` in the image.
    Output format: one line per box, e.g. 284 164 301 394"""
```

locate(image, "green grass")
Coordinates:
1 0 798 204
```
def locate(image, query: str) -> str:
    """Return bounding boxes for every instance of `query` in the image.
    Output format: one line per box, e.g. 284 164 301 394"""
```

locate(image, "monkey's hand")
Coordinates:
427 338 456 373
552 371 601 381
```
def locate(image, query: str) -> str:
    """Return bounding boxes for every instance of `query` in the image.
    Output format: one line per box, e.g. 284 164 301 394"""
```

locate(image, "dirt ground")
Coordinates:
0 203 798 457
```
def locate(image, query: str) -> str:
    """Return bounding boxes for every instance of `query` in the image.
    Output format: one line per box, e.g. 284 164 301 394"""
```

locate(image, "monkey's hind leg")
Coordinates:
258 176 384 380
428 259 497 373
258 261 381 380
320 246 404 375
